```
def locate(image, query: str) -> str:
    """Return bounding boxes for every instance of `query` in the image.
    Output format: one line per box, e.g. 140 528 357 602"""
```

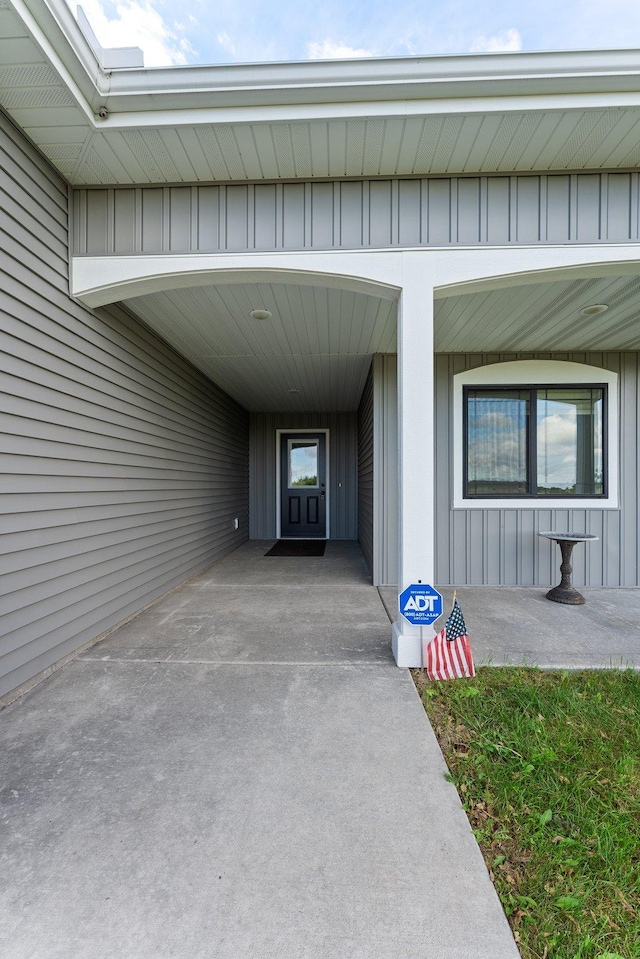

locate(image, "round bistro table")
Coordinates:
538 532 599 605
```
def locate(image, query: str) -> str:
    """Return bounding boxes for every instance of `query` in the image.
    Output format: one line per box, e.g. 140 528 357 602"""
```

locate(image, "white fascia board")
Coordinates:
91 91 640 131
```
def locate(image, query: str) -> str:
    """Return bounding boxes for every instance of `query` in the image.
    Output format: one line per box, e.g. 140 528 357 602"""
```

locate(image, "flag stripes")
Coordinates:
424 597 475 681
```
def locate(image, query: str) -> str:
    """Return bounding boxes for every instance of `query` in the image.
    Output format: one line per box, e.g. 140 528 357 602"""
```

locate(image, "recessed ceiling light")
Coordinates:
249 309 271 320
580 304 609 316
287 388 300 393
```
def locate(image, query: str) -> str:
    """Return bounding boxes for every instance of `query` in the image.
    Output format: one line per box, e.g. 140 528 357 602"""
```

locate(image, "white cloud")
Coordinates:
307 39 375 60
470 27 522 53
216 31 236 55
73 0 193 66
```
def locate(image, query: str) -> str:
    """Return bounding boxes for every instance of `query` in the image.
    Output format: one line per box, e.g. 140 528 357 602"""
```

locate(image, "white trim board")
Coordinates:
452 360 619 510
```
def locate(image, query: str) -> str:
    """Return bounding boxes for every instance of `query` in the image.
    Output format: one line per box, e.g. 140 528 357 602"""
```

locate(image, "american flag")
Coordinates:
424 597 475 681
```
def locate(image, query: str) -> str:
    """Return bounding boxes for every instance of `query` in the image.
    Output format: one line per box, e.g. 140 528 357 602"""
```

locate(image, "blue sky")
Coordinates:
70 0 640 68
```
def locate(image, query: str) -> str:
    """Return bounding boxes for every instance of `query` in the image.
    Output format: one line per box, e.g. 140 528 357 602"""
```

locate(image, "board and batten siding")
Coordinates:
357 362 374 574
372 354 398 587
249 412 357 540
73 173 640 256
0 109 249 702
435 352 640 587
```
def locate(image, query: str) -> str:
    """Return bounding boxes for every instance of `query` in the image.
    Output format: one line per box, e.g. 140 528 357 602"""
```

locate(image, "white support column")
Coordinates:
392 255 437 667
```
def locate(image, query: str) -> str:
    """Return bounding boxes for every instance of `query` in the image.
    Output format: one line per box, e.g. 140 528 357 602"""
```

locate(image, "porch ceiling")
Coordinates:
4 2 640 185
434 275 640 352
119 272 640 413
120 281 397 411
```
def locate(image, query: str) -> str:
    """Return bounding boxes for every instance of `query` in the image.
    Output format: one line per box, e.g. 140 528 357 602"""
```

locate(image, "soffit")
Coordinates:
3 2 640 185
434 275 640 352
115 274 640 413
119 281 397 411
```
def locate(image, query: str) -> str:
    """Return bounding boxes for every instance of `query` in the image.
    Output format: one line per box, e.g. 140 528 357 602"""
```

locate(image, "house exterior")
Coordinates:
2 0 640 701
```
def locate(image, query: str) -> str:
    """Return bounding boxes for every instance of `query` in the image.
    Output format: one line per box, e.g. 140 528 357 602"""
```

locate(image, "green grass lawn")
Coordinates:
414 667 640 959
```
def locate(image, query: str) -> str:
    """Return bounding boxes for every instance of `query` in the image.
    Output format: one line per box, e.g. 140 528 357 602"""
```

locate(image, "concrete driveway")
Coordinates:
1 542 519 959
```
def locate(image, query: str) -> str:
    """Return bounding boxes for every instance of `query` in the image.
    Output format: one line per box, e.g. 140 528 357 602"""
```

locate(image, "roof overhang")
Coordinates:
3 0 640 183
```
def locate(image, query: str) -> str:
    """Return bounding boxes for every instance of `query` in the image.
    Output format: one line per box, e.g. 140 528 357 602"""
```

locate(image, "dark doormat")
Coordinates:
265 540 326 557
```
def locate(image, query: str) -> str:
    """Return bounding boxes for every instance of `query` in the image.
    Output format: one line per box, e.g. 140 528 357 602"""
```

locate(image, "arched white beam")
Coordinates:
432 244 640 297
71 244 640 309
72 254 404 308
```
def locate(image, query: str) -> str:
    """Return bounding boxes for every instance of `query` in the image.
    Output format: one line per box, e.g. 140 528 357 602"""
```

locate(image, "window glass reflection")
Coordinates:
536 388 603 495
466 391 529 495
289 441 318 488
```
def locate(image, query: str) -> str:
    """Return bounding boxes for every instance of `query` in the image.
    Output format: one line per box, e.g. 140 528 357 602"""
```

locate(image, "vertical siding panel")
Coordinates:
339 181 364 248
225 185 249 250
85 190 109 254
371 354 398 586
546 175 571 242
397 180 421 246
310 182 333 248
501 511 518 585
486 177 510 244
518 510 536 585
197 186 221 250
515 176 541 243
114 189 136 254
168 187 191 251
368 180 393 247
435 355 451 584
426 179 452 244
536 509 553 586
141 188 163 252
457 178 481 244
620 353 638 584
576 174 601 241
253 184 277 250
468 511 484 582
606 173 632 241
485 511 501 583
282 183 305 249
0 112 250 703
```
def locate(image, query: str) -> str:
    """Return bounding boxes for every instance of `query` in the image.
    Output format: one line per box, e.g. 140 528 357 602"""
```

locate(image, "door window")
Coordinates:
288 439 319 488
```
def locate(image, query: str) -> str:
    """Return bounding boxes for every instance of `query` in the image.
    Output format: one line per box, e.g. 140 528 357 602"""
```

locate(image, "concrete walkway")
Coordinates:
1 542 519 959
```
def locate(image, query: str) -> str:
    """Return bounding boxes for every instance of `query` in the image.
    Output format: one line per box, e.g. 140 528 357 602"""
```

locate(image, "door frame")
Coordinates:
275 428 330 539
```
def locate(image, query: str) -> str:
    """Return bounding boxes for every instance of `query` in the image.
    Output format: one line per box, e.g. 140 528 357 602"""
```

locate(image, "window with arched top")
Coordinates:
452 361 619 510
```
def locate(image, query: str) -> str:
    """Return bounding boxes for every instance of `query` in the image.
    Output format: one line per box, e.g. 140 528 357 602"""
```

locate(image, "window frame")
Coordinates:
452 360 619 510
462 383 607 500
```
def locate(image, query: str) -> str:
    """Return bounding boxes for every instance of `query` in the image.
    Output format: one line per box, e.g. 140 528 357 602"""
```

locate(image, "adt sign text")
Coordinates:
399 584 443 625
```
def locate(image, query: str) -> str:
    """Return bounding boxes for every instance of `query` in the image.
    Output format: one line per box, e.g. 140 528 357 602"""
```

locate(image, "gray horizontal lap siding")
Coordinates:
73 174 640 255
435 352 639 587
0 110 249 701
249 412 357 541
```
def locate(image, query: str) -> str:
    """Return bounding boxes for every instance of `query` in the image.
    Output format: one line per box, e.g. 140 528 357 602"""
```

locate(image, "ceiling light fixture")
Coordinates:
580 303 609 316
287 388 300 394
249 309 271 320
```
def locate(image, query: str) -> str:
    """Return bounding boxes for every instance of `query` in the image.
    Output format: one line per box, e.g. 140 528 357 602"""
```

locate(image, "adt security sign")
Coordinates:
399 584 443 625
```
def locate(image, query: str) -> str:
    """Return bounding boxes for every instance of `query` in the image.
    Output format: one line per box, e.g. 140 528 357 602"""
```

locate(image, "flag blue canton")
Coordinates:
445 598 467 642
